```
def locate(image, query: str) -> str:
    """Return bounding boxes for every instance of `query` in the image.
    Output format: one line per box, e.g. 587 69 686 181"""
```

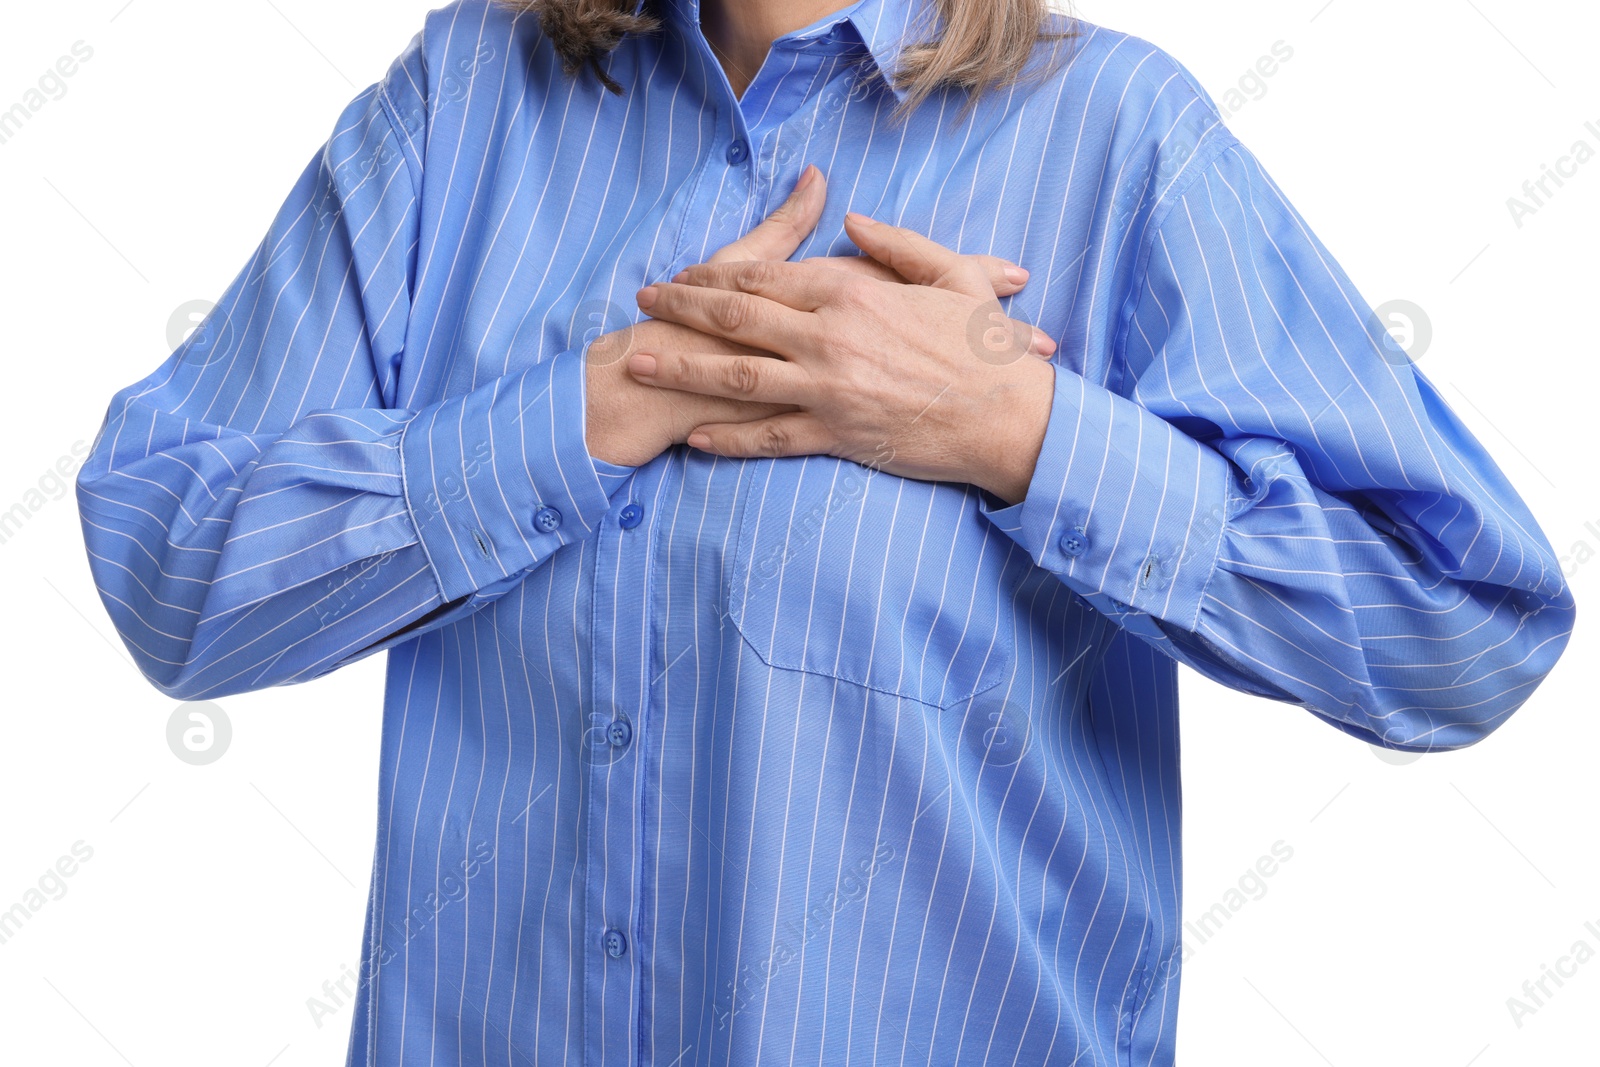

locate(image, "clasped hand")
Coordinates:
584 166 1057 505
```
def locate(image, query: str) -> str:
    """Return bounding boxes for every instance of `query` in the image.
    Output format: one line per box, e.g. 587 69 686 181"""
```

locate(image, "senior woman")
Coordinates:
75 0 1572 1063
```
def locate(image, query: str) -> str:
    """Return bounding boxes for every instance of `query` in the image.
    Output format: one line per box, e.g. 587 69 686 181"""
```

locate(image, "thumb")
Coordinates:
709 165 827 265
842 212 993 299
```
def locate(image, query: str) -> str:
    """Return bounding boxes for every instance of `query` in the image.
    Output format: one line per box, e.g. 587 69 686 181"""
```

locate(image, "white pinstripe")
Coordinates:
75 1 1574 1063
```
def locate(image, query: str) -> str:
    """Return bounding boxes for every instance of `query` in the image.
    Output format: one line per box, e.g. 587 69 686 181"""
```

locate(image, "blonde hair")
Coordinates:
498 0 1075 116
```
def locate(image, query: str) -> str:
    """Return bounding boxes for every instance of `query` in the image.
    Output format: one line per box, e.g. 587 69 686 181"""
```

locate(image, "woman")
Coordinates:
75 0 1573 1063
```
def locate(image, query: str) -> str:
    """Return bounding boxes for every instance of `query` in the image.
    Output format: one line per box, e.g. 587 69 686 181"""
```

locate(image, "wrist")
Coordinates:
585 357 661 468
971 360 1055 505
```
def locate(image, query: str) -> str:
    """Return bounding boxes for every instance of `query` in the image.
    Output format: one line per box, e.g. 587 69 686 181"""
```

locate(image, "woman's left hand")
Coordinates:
627 212 1059 505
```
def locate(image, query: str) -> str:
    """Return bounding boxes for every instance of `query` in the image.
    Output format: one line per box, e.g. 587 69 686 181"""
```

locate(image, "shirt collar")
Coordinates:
636 0 933 102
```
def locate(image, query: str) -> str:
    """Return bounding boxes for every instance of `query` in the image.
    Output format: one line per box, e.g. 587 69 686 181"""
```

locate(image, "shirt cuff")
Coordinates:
592 456 636 497
978 363 1235 632
400 347 613 603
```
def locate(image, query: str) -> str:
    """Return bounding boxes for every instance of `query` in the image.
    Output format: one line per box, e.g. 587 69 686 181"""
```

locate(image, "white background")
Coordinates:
0 1 1594 1064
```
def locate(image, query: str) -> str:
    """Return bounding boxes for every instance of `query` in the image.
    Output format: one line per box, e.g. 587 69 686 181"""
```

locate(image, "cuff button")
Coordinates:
533 506 564 534
1059 527 1089 557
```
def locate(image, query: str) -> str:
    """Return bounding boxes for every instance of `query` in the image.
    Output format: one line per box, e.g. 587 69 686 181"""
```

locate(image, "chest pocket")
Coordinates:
726 456 1017 710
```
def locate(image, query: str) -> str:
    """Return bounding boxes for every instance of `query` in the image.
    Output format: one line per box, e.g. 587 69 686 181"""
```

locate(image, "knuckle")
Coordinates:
710 294 752 334
754 422 791 456
737 261 776 291
678 355 711 389
724 357 763 398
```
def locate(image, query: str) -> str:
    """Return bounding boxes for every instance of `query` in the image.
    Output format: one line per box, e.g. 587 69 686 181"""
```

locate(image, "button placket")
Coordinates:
581 472 653 1064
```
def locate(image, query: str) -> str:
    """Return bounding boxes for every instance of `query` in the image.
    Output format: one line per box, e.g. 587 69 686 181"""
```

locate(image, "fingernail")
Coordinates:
672 269 690 284
628 353 658 377
686 432 712 449
845 211 877 228
1004 265 1029 284
796 165 818 192
636 286 658 309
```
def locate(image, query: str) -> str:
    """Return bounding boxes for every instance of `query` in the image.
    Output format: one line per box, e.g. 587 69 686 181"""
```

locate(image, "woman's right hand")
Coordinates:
585 315 795 467
584 166 1039 467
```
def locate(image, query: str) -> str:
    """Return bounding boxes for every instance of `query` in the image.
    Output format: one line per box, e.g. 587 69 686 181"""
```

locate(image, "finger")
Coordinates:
968 254 1030 297
670 258 858 314
587 320 768 367
685 413 834 459
627 349 813 406
969 304 1059 364
657 392 797 442
806 252 1027 297
800 254 905 284
637 279 816 351
708 165 826 265
842 212 994 300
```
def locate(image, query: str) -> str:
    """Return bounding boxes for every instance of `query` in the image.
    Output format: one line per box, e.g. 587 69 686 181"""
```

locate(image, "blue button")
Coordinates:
606 718 632 748
533 506 563 534
618 503 644 530
726 138 749 165
1059 527 1089 557
604 928 628 958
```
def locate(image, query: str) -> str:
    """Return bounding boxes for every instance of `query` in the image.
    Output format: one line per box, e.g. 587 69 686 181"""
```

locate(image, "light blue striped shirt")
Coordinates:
75 0 1575 1063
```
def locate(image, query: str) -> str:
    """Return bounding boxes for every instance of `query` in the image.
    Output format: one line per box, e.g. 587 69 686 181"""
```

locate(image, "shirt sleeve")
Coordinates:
981 139 1575 751
74 38 612 701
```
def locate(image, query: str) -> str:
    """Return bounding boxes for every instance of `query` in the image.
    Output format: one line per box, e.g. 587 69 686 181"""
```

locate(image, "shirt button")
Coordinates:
618 503 644 530
603 928 628 958
1059 527 1089 558
533 506 563 534
606 717 632 748
726 138 749 165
